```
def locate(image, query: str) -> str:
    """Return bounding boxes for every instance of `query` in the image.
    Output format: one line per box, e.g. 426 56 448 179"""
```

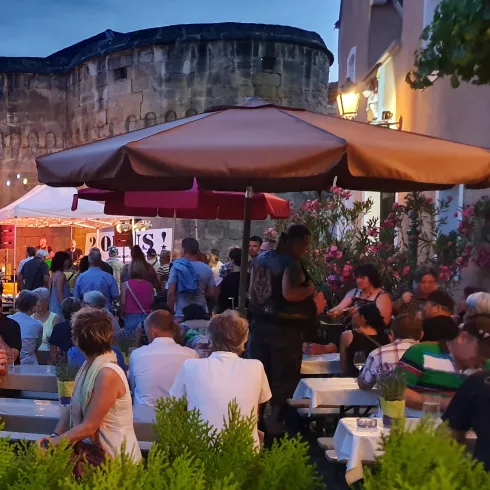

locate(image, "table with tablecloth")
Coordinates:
300 353 341 375
293 377 379 415
0 365 58 392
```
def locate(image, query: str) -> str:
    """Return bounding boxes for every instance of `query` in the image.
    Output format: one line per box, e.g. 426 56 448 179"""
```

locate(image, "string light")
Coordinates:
6 180 11 186
22 178 28 185
16 173 21 179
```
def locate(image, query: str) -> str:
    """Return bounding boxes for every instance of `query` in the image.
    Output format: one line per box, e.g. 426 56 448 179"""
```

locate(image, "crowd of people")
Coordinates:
0 228 489 472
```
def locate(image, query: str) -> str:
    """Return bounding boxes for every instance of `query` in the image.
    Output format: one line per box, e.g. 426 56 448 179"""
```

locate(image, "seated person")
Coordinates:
421 290 459 341
170 310 271 448
398 316 490 415
0 296 21 364
67 343 127 372
339 303 390 377
0 350 7 376
443 368 490 471
129 310 198 408
358 314 422 391
8 290 42 365
462 291 490 322
181 304 211 358
82 291 121 334
49 297 82 362
41 307 141 463
392 265 438 317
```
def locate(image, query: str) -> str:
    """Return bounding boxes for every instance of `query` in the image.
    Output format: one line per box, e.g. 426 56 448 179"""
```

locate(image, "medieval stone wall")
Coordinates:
0 23 332 253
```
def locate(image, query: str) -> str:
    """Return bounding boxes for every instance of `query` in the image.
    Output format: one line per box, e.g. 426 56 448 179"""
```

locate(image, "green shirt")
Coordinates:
398 342 490 397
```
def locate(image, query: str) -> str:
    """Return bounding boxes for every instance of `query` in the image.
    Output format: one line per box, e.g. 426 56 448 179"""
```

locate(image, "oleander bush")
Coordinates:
0 397 324 489
363 418 490 490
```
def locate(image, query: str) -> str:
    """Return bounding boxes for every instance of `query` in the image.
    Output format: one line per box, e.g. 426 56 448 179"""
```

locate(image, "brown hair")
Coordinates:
391 314 423 341
129 257 148 280
72 307 113 357
208 310 249 354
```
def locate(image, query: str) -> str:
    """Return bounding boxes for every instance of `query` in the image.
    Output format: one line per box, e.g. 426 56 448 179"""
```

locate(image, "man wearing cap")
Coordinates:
421 290 459 342
105 246 124 291
443 317 490 471
398 316 490 415
147 248 160 274
157 250 171 290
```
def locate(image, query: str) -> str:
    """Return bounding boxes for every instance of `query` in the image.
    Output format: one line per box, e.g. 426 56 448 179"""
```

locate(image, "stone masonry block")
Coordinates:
103 78 132 99
107 53 134 71
252 72 281 87
132 77 152 93
254 85 277 99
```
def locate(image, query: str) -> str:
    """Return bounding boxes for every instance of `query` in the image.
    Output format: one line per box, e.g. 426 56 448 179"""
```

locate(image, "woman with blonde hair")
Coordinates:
170 310 271 447
32 287 60 362
40 307 141 470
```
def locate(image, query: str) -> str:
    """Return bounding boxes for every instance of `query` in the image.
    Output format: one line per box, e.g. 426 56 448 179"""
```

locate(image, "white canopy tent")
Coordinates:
0 185 127 288
0 185 124 229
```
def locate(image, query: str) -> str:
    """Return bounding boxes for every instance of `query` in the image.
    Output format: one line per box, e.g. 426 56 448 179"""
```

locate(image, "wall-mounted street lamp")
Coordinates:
337 78 360 120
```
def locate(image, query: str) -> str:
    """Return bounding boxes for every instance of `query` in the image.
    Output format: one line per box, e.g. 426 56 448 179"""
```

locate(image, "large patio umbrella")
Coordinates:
37 98 490 193
72 184 290 255
37 97 490 311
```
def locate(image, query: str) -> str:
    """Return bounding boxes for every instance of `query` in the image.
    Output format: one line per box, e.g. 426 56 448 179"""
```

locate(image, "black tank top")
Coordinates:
345 330 390 377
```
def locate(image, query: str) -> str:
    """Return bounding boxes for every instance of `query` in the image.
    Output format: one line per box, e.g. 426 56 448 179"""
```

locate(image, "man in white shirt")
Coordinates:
129 309 198 408
170 310 271 447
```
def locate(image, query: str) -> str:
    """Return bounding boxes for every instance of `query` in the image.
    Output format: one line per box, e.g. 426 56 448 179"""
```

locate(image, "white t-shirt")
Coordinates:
170 351 271 447
129 337 198 408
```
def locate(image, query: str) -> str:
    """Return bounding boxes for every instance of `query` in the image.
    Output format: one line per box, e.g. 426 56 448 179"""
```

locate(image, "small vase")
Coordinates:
57 379 75 407
380 397 405 428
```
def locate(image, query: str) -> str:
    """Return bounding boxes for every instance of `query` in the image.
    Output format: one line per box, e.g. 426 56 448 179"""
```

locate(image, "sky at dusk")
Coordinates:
0 0 341 79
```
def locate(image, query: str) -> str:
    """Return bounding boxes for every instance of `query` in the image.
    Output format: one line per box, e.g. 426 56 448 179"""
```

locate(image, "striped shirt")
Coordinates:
360 339 419 385
397 342 487 397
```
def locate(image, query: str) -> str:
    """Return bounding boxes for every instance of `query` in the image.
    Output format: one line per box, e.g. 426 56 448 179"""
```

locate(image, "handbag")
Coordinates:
71 441 106 478
126 282 149 315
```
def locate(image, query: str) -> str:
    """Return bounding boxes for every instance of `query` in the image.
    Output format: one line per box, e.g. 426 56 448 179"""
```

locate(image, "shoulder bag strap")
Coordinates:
126 281 148 315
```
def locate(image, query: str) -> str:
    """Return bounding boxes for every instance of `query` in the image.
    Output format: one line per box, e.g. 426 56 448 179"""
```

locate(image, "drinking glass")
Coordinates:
423 395 441 419
353 351 366 373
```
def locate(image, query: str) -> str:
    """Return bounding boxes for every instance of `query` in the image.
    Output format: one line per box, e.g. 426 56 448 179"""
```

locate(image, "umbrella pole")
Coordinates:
238 186 253 316
172 209 176 259
13 224 17 304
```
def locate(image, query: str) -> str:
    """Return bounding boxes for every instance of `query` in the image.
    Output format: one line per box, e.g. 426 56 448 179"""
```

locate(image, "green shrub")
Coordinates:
363 418 490 490
0 398 323 489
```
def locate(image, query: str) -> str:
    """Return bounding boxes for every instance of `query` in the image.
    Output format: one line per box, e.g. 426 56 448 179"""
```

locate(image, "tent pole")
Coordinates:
172 209 176 260
238 186 253 316
96 228 100 249
13 224 17 304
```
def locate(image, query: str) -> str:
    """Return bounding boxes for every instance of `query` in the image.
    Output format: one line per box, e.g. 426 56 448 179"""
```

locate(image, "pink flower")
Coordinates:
454 212 459 218
341 191 352 200
330 245 338 252
446 196 453 203
393 271 400 280
402 266 410 276
426 197 433 204
315 249 320 256
336 251 343 259
392 202 400 210
367 227 379 238
455 257 463 264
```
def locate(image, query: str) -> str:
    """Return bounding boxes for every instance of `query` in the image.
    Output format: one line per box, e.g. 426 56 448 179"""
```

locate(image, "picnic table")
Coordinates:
301 353 341 375
0 365 58 392
293 377 378 416
0 398 155 442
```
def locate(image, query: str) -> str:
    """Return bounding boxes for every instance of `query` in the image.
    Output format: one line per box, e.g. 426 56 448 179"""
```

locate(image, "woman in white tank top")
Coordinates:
40 308 141 465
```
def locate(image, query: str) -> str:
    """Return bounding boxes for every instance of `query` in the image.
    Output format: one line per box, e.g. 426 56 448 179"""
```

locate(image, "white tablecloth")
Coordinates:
333 418 384 484
293 377 378 415
301 353 341 375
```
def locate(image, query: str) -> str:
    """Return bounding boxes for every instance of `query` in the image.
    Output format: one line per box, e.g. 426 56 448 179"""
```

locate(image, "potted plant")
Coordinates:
55 355 79 407
377 364 406 427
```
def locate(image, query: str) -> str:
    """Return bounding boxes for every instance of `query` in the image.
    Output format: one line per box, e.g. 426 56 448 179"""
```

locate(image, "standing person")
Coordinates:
36 237 51 253
121 246 159 289
8 290 43 365
157 250 171 290
65 239 83 265
170 310 271 448
49 297 82 361
40 307 142 466
49 252 71 316
120 257 154 332
73 249 119 309
327 263 392 326
211 249 223 276
146 248 160 274
216 247 247 313
421 290 459 341
248 236 263 271
32 287 60 359
18 249 49 291
18 246 36 275
219 245 240 279
167 238 216 320
339 303 390 376
247 224 316 435
129 310 198 408
106 247 124 291
393 266 439 316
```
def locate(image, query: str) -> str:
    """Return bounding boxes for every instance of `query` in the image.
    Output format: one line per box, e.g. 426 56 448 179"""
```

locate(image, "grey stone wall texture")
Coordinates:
0 22 332 255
